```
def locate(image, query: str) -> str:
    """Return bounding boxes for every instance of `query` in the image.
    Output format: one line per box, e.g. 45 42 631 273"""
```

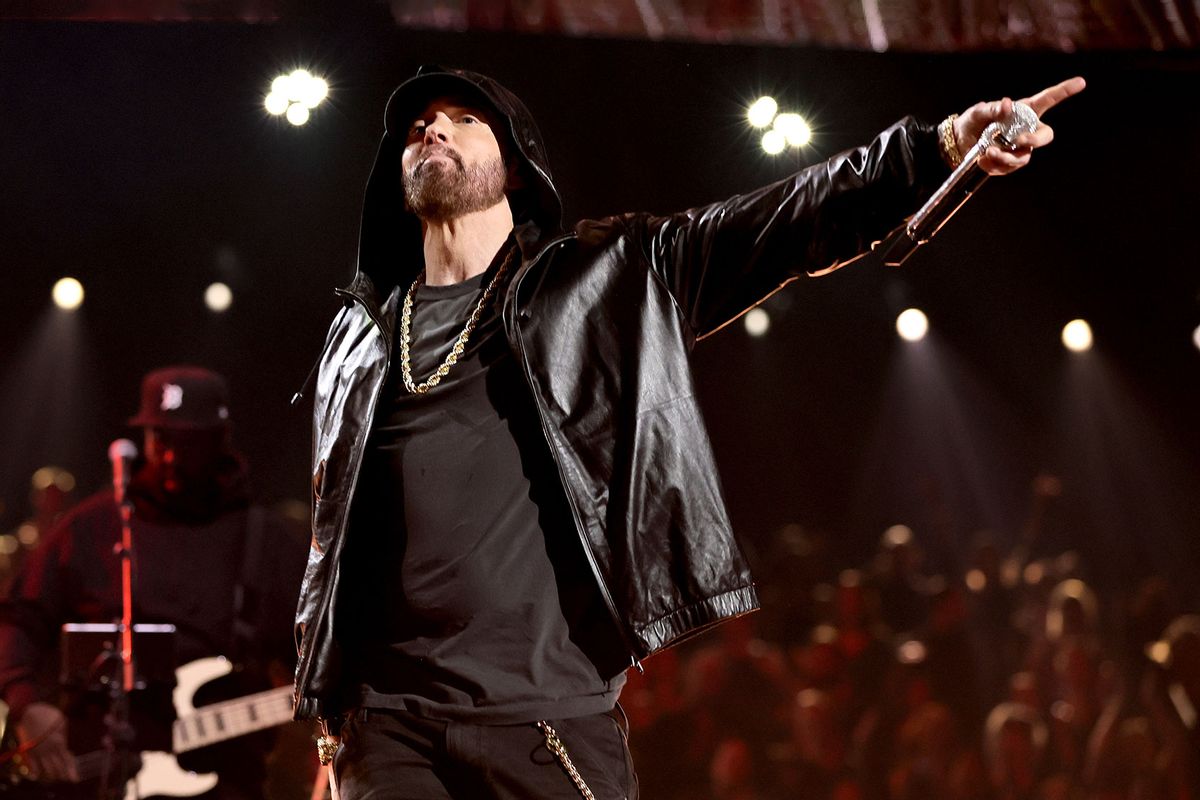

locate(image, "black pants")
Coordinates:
331 708 639 800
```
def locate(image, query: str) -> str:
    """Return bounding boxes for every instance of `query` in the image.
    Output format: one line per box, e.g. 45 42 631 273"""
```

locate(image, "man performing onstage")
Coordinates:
0 366 311 800
291 66 1085 799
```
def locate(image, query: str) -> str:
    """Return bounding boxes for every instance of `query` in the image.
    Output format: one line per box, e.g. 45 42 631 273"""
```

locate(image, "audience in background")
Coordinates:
623 477 1197 799
3 462 1192 799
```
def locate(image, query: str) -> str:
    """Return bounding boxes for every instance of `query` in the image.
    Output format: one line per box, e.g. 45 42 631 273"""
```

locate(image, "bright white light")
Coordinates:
286 103 310 126
896 308 928 342
761 129 786 155
773 112 812 147
286 69 313 100
265 91 289 116
1062 319 1093 353
299 77 328 109
1192 324 1200 352
52 277 84 310
268 71 328 123
748 96 778 128
205 282 233 313
744 308 770 337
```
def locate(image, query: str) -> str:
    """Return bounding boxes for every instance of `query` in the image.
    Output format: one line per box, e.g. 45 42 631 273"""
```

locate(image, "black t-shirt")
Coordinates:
338 254 626 724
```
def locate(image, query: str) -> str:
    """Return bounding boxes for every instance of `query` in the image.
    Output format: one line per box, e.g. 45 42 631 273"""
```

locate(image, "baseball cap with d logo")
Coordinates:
128 365 231 430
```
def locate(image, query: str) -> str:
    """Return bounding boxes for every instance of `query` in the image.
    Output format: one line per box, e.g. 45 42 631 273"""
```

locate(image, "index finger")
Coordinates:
1020 76 1086 117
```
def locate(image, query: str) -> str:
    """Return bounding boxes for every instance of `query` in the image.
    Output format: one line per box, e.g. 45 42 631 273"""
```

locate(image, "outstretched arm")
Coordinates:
640 77 1087 340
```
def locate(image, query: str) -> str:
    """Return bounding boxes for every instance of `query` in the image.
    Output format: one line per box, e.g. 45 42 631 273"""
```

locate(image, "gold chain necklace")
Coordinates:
398 248 515 395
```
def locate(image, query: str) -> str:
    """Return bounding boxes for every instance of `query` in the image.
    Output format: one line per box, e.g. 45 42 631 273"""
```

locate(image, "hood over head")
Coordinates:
354 65 563 295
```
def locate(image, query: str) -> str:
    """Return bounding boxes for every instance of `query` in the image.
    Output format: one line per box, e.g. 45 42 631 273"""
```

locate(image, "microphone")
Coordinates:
108 438 138 506
879 102 1040 267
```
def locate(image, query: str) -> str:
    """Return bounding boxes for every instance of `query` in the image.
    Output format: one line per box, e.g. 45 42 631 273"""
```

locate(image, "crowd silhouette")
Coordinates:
622 478 1199 799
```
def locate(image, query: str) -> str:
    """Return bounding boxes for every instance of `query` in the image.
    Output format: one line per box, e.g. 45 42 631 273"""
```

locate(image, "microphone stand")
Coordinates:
99 463 139 800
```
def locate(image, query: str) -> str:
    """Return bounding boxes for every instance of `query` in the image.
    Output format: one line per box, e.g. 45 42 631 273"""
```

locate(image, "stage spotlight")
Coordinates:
896 308 928 342
267 69 328 124
749 96 812 155
286 70 312 97
298 77 328 109
744 308 770 337
773 113 812 147
52 277 84 311
748 96 778 128
205 282 233 312
264 91 289 116
1192 324 1200 352
1062 319 1093 353
286 103 310 126
761 129 786 155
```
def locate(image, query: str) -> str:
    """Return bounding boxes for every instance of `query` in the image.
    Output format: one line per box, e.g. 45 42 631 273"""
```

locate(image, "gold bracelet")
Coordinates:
316 734 340 766
938 114 963 169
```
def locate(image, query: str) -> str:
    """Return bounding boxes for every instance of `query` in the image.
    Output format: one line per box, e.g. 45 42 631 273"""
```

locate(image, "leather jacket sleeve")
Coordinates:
634 116 947 341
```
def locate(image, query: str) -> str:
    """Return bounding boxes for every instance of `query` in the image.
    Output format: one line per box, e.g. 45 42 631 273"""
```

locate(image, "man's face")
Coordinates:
401 95 508 222
143 426 226 494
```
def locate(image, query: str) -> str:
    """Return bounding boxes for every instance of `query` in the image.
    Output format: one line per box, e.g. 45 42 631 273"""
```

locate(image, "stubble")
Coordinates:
403 149 507 221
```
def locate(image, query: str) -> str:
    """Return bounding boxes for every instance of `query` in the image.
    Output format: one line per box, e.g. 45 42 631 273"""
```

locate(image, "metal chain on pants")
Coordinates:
536 720 595 800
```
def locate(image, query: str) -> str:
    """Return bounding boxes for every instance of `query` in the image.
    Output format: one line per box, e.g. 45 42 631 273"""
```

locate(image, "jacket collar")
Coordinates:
339 219 568 315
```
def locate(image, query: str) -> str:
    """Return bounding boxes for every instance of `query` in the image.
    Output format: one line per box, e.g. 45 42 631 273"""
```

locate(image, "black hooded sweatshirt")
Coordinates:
293 66 950 723
333 72 626 724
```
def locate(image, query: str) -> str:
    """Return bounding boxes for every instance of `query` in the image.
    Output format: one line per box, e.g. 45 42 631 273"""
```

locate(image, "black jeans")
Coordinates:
331 707 638 800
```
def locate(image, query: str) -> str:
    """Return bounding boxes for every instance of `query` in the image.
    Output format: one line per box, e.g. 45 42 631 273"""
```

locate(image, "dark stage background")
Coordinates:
1 21 1198 596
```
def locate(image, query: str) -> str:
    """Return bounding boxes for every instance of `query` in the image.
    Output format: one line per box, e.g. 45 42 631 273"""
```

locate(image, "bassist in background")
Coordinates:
0 366 311 799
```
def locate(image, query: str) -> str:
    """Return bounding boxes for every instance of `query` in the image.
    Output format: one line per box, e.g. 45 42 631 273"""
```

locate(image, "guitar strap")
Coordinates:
229 505 266 665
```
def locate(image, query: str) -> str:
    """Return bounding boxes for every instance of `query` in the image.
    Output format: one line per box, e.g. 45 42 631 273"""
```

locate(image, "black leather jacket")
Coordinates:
292 68 948 721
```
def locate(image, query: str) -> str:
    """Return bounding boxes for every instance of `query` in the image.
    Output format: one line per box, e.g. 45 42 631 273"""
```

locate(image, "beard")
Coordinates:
403 149 507 221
